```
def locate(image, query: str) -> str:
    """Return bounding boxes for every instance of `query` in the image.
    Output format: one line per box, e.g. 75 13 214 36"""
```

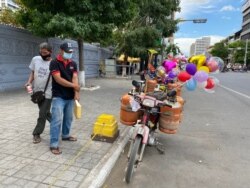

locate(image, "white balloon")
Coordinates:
197 81 207 88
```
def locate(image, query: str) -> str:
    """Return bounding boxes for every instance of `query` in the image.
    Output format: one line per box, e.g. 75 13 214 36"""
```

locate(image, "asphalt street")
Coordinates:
104 72 250 188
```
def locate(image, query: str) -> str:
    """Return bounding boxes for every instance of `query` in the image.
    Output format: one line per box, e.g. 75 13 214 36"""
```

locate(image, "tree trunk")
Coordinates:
77 39 86 87
78 39 84 71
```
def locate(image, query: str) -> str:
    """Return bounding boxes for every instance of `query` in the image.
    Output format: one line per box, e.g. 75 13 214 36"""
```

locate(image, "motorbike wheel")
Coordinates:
125 136 142 183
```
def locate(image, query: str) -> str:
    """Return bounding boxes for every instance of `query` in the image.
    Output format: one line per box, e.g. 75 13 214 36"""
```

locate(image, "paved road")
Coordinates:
104 72 250 188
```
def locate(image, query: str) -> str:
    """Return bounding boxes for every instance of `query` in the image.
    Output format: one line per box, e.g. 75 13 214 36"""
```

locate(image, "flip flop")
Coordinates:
62 136 77 141
50 147 62 155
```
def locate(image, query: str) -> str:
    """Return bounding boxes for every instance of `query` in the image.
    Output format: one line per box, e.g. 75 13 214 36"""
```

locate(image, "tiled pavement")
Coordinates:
0 77 134 188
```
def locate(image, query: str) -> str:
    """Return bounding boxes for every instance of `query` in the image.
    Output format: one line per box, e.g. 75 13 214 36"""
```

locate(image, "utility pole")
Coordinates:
244 39 248 68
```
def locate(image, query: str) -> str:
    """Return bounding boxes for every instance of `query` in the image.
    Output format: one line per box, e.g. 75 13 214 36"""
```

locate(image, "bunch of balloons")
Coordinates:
177 54 222 93
155 59 180 84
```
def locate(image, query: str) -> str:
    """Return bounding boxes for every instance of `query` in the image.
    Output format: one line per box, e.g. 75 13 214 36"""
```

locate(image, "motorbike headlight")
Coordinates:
142 98 155 108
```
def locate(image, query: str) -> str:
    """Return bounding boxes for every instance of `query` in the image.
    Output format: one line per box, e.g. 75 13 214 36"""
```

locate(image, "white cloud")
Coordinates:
176 0 213 18
220 5 240 12
222 16 231 20
174 35 225 56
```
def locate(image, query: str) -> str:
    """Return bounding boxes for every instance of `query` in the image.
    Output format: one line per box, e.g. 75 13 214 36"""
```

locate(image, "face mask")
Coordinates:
63 52 73 60
40 53 51 61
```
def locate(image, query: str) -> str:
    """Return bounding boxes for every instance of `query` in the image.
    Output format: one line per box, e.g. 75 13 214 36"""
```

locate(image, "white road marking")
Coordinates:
219 84 250 99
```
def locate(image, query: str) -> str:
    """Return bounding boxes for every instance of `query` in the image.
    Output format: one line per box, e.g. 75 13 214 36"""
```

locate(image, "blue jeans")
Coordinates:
50 97 74 148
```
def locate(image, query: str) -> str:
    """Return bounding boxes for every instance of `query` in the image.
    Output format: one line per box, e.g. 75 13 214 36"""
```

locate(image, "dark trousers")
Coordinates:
33 98 52 136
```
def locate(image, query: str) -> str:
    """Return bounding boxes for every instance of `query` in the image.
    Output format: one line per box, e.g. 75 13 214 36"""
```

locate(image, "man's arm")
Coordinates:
52 73 80 91
72 73 80 100
25 71 34 86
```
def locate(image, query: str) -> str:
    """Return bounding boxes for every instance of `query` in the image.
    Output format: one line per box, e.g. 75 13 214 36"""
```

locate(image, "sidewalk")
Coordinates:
0 77 134 188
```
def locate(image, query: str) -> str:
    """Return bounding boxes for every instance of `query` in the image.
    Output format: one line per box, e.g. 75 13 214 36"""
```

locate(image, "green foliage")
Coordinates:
210 42 229 60
0 8 21 26
116 0 180 58
227 40 250 64
117 26 161 57
17 0 137 42
165 43 181 56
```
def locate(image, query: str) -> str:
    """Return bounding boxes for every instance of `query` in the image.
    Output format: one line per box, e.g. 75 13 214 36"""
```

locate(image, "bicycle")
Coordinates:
125 80 177 183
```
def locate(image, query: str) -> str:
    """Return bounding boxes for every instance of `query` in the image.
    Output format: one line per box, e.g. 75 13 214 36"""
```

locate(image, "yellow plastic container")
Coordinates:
93 114 118 138
74 100 82 119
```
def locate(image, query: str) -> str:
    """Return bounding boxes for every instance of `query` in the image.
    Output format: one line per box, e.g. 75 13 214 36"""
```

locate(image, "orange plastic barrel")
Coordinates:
168 82 182 96
159 102 182 134
120 94 139 126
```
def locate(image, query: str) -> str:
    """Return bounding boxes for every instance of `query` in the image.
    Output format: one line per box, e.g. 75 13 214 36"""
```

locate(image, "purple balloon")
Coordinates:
163 60 176 72
185 63 197 75
168 71 177 79
193 71 208 82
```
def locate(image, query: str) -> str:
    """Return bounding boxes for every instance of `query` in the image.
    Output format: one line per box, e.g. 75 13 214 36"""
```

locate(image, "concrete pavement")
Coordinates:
0 77 134 188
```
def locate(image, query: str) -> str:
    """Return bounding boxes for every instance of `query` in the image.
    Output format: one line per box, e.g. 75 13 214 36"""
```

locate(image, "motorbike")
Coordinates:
125 80 177 183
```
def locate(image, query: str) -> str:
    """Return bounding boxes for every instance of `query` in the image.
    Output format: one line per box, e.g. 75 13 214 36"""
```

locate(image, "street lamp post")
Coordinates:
169 18 207 45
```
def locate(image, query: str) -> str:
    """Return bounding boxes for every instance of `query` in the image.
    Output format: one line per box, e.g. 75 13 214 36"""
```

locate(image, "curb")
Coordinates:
81 85 100 91
80 126 133 188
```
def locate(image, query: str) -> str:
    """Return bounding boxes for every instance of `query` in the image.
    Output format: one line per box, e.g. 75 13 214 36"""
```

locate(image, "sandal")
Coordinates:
62 136 77 141
50 147 62 155
33 135 41 144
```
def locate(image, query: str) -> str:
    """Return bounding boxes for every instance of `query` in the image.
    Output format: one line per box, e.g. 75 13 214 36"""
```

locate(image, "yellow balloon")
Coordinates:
189 55 206 69
198 66 210 73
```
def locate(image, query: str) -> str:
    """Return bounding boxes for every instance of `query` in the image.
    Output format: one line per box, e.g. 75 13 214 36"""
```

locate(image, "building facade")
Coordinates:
189 43 195 56
189 37 211 56
241 0 250 40
0 0 19 10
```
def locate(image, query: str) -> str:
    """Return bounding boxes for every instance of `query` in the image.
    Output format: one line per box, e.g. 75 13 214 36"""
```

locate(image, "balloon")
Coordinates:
206 60 219 72
198 66 210 73
163 60 176 72
177 71 191 82
205 78 215 89
197 81 207 88
185 63 197 75
204 88 215 93
156 66 166 77
168 70 177 79
210 56 224 72
188 55 206 69
193 71 208 82
185 78 197 91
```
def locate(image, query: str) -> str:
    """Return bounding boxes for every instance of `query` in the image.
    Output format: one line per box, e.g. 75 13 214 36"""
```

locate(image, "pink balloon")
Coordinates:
207 60 219 72
163 60 176 72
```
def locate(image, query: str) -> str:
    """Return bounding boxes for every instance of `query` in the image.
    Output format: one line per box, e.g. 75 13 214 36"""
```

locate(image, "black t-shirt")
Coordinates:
50 55 78 100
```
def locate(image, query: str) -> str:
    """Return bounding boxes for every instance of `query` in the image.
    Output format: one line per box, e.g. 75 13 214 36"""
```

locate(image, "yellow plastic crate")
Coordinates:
92 114 118 138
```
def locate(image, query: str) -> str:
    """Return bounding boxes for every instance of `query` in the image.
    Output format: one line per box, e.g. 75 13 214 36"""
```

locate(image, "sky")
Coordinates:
174 0 245 56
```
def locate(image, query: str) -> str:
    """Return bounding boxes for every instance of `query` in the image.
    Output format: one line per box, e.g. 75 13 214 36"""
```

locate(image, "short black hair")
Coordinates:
39 42 52 52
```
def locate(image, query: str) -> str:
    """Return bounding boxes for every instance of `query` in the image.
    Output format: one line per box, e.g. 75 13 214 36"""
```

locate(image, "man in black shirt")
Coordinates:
49 42 80 155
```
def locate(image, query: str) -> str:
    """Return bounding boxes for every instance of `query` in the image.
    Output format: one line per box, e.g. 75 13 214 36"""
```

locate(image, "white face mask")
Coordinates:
63 52 73 59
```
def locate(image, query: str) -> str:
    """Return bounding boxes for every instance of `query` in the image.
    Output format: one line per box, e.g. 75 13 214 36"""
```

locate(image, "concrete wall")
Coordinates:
0 24 113 91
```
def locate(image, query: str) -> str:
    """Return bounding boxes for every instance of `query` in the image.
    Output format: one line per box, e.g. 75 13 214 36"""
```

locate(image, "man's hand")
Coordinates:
74 91 80 101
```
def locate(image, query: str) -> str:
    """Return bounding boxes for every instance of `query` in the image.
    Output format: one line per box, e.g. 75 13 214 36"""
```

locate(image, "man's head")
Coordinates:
60 42 73 60
39 42 52 61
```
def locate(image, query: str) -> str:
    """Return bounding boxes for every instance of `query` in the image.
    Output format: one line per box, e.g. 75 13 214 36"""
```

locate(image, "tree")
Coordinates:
115 0 180 60
17 0 137 85
210 41 229 60
165 43 181 56
0 8 20 26
227 40 250 65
